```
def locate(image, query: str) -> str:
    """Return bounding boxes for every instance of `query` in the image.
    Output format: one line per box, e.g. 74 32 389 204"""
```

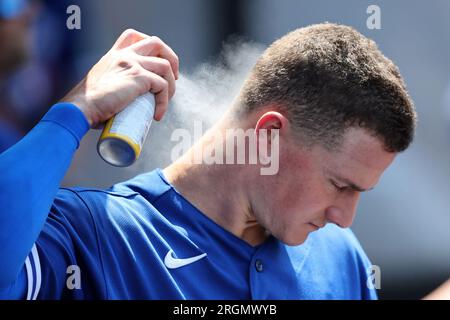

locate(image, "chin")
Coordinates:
278 229 310 246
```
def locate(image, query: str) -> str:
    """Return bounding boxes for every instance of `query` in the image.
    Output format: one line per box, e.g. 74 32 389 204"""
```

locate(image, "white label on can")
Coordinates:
109 93 156 148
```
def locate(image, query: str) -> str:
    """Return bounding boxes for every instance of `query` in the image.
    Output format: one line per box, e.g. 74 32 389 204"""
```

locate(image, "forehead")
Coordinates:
316 128 396 187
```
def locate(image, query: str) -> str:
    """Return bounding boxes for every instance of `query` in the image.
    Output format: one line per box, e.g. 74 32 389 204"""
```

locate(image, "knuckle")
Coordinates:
151 35 162 43
131 66 144 77
137 69 150 80
162 78 169 90
138 74 152 91
149 37 163 50
156 85 169 98
122 28 137 37
160 59 171 71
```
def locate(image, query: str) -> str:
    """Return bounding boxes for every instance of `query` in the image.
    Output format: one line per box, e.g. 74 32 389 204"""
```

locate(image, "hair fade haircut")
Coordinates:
239 23 417 152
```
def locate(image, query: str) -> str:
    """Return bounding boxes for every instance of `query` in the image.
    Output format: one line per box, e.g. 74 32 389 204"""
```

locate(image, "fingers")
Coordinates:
137 56 176 99
140 70 169 121
111 30 178 121
127 36 179 80
112 29 150 50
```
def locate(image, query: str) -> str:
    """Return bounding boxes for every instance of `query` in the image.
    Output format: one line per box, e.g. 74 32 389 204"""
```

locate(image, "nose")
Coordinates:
325 194 360 228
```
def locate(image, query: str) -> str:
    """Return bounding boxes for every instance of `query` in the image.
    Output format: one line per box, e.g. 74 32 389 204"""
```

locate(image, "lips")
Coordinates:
309 222 324 230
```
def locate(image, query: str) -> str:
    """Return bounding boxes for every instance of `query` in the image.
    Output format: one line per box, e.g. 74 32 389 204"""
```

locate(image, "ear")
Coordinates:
254 111 289 134
253 112 288 157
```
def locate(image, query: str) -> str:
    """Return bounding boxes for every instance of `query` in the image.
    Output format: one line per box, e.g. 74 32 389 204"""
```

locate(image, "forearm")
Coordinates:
0 103 89 287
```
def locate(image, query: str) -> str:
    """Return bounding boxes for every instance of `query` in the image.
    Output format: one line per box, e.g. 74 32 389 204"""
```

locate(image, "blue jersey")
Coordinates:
0 119 21 153
24 170 377 299
0 103 377 300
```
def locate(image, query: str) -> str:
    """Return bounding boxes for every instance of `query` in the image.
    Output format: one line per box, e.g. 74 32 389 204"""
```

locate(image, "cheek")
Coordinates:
260 149 333 241
259 176 329 245
278 146 327 199
276 172 329 216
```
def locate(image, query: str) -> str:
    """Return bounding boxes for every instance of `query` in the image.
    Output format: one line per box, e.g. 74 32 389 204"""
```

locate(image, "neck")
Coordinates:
163 117 268 246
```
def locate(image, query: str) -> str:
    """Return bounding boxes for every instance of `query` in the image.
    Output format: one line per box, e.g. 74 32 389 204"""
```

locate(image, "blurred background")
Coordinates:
1 0 449 299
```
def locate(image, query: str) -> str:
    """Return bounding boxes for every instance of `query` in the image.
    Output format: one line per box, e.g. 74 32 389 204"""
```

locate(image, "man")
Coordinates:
0 23 416 299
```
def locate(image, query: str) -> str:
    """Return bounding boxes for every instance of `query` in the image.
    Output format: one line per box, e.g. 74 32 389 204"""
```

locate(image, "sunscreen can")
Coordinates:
97 93 155 167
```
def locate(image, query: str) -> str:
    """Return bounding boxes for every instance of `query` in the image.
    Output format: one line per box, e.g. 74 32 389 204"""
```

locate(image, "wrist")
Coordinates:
60 82 95 127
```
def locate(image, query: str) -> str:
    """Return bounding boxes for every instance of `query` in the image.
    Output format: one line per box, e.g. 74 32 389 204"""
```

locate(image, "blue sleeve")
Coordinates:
0 188 106 300
0 103 90 293
33 188 106 299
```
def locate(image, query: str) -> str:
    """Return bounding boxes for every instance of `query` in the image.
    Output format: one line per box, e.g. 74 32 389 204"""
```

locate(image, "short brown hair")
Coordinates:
239 23 416 152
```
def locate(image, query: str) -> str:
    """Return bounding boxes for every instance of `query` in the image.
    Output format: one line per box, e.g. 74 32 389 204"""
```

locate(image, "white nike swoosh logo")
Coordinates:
164 249 207 269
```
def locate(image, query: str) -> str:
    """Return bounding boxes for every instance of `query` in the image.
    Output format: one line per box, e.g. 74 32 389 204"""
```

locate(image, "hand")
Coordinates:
423 278 450 300
61 29 179 127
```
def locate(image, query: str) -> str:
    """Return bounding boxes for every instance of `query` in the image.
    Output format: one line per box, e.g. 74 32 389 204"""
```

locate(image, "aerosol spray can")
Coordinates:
97 93 155 167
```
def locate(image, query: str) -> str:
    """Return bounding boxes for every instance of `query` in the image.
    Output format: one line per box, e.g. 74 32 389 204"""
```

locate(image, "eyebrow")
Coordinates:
332 176 374 193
